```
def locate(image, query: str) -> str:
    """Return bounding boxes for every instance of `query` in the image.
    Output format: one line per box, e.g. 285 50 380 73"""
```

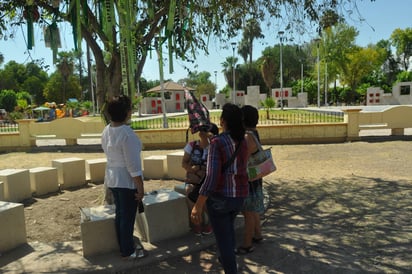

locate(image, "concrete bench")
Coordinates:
52 158 86 189
174 183 186 196
135 189 189 243
359 123 389 130
29 167 59 196
143 155 167 179
359 123 405 135
85 158 107 184
166 151 185 180
0 169 31 202
0 201 27 253
31 134 58 139
80 205 118 257
30 134 58 146
79 133 102 138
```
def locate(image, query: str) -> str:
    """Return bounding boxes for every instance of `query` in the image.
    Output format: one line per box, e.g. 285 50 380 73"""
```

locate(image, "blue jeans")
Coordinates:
110 187 138 257
207 194 244 274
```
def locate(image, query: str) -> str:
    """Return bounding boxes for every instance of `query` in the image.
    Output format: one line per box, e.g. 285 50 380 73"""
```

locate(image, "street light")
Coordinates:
301 60 304 94
231 42 236 104
324 41 328 106
278 31 284 110
214 70 217 92
315 38 321 108
324 61 328 106
298 45 304 94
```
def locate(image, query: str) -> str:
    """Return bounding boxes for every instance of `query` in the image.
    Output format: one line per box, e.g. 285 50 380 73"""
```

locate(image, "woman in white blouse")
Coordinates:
101 95 145 260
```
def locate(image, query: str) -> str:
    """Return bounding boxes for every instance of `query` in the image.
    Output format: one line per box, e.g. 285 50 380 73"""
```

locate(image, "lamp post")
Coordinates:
298 45 304 94
324 61 328 106
315 38 321 108
300 59 304 93
278 31 284 110
155 37 168 128
214 70 217 92
231 42 236 104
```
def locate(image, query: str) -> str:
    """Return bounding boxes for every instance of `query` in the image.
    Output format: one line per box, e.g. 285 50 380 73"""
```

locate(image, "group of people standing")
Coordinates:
185 103 265 273
101 94 265 273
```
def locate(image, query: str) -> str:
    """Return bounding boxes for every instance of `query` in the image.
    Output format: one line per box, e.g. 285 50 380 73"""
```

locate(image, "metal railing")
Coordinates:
130 111 344 130
3 111 344 132
259 111 344 125
0 122 19 133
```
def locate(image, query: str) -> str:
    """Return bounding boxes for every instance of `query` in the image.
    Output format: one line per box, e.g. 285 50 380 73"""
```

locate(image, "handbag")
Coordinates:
185 141 206 185
247 133 276 181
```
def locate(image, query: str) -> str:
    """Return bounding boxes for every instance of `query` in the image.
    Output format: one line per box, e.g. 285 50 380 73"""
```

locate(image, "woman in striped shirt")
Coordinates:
191 103 249 274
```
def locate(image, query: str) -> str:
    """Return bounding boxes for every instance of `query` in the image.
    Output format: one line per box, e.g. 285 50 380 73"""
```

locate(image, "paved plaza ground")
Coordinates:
0 138 412 273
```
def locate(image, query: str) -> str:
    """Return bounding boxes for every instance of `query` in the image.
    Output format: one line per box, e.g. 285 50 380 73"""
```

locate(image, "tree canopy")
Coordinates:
0 0 375 114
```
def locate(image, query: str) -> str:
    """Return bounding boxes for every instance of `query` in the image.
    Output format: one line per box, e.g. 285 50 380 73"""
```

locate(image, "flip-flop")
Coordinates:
235 246 255 255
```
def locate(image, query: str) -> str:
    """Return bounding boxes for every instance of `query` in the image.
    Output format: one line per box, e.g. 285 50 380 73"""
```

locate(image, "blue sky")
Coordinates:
0 0 411 91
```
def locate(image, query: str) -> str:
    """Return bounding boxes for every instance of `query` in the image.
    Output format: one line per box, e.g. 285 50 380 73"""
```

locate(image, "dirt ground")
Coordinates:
1 140 412 273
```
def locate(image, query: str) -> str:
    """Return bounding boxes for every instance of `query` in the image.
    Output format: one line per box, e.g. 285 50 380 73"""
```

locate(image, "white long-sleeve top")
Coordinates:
101 124 143 189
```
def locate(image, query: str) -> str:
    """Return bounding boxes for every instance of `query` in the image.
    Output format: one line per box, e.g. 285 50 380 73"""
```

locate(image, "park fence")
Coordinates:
129 111 344 130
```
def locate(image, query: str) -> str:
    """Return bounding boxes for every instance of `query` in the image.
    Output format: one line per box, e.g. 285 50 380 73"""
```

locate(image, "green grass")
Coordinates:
129 109 344 129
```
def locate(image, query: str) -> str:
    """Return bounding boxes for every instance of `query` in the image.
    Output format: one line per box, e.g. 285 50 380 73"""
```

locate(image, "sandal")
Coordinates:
235 246 255 255
252 237 263 244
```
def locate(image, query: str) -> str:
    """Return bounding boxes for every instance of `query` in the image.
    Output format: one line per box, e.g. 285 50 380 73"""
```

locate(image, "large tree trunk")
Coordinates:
83 29 122 124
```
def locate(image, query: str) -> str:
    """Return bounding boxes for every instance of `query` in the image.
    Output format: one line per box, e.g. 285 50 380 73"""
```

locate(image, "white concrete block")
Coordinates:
143 155 167 179
0 169 31 202
166 151 185 180
173 183 186 196
29 167 59 196
86 158 107 184
52 158 86 189
0 201 27 252
135 189 189 243
80 205 119 257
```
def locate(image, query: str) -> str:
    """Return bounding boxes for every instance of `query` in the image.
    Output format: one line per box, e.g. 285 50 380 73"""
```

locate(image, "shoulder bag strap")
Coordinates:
248 131 263 152
221 142 241 173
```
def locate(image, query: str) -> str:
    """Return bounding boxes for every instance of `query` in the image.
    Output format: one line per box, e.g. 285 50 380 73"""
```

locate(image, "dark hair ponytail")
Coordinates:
221 103 245 143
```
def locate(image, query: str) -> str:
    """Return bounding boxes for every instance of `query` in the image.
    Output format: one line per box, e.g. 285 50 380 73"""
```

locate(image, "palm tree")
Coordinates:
221 56 238 90
240 18 264 85
260 55 276 97
261 97 275 119
238 40 249 64
56 53 75 103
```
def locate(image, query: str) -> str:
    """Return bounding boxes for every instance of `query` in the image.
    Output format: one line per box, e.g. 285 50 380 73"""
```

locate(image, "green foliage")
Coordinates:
0 61 25 91
81 101 93 113
8 111 23 122
261 97 276 119
44 72 81 103
356 83 372 103
236 62 267 95
396 71 412 82
390 28 412 71
182 71 215 98
0 89 17 112
338 86 360 105
16 91 31 104
0 61 48 105
220 86 231 98
340 46 385 92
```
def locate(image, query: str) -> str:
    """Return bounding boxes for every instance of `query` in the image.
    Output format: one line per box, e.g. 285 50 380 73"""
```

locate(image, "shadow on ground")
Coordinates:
139 176 412 274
